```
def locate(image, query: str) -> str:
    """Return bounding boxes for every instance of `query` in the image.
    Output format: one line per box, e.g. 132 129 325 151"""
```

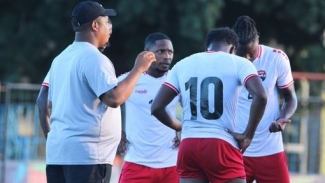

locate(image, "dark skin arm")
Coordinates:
36 86 50 139
151 85 182 132
227 76 267 153
269 84 297 132
117 103 129 155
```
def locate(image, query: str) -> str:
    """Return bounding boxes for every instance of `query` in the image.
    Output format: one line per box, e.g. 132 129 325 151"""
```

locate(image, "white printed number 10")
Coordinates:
185 77 223 120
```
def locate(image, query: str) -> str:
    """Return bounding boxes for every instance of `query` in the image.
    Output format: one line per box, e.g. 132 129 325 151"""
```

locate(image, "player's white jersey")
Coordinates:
165 51 258 149
118 72 179 168
237 45 294 157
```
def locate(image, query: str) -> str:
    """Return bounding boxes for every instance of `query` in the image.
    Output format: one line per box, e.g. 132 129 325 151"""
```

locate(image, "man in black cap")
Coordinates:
43 1 156 183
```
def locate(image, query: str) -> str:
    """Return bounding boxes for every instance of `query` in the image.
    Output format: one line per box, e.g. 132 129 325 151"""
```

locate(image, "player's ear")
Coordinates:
229 45 236 54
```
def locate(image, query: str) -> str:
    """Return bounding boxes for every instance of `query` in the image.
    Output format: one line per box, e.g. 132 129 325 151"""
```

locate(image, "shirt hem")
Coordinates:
124 160 176 169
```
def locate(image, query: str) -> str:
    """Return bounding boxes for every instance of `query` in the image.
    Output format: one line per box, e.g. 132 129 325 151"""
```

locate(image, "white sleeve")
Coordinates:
237 58 258 87
164 63 181 94
276 51 294 89
82 55 118 97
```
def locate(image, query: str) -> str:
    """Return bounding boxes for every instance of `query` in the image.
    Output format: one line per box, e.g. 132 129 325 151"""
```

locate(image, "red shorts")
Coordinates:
177 138 245 182
244 151 290 183
118 161 178 183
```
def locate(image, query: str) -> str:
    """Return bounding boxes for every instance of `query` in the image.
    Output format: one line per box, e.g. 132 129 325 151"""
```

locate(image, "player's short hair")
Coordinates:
205 27 239 49
232 15 259 45
144 32 170 50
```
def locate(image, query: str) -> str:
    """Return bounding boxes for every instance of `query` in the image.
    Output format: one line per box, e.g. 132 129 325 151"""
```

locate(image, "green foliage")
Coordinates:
0 0 324 84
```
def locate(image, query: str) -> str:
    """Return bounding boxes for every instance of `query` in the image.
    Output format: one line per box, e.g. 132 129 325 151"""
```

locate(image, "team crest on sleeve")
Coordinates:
258 70 266 81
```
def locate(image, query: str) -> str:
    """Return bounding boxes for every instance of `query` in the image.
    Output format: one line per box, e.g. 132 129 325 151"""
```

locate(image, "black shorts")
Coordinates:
46 164 112 183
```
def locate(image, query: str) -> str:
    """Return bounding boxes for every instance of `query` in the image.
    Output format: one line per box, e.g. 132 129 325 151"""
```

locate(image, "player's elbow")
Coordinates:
105 100 122 108
151 103 160 117
105 97 127 108
100 92 124 108
254 91 268 106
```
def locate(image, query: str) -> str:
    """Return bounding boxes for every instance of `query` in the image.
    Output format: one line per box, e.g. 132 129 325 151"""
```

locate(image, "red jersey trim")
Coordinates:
42 82 49 87
163 82 179 94
244 74 259 88
278 80 294 89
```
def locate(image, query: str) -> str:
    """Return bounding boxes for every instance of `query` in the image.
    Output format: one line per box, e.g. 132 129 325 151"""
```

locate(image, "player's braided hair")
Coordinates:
144 32 170 50
205 27 239 49
233 15 258 45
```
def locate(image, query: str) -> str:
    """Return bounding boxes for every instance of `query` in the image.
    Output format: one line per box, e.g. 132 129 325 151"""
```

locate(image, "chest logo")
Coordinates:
258 70 266 81
135 89 147 94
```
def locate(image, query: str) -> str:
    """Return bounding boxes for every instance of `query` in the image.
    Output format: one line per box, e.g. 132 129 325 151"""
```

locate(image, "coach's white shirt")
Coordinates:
237 45 294 157
118 72 179 168
47 42 121 165
164 51 258 149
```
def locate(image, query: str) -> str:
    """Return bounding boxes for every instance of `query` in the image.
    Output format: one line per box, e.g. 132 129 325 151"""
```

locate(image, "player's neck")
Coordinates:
207 45 233 54
147 70 166 78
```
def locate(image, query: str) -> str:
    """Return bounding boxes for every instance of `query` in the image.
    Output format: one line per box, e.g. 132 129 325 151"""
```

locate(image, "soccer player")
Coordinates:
151 27 267 183
41 1 156 183
117 32 180 183
233 15 298 183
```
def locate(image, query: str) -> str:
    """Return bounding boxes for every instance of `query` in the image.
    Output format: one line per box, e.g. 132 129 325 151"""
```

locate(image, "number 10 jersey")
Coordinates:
164 51 258 149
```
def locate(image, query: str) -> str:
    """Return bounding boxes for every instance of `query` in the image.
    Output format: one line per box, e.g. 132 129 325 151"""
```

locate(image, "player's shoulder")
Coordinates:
179 52 201 62
176 52 217 65
171 53 199 69
260 45 289 61
226 53 250 65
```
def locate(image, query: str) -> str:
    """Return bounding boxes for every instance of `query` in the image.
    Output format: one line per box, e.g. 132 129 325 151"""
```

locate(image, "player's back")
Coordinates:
167 51 257 148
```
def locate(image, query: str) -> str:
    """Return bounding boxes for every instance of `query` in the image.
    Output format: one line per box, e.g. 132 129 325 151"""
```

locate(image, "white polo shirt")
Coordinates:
164 51 258 149
47 42 121 165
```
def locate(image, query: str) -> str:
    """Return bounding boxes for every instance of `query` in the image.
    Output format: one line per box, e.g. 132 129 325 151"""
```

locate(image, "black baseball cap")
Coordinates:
71 1 116 27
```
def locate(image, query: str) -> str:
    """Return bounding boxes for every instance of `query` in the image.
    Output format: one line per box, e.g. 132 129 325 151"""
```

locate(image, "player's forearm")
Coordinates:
152 109 181 131
244 95 267 139
278 95 298 119
101 69 142 107
121 103 126 131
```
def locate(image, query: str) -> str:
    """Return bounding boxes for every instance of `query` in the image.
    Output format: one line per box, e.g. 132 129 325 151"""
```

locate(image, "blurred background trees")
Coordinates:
0 0 324 84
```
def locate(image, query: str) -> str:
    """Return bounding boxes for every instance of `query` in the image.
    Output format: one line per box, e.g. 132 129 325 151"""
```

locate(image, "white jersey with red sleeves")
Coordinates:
118 72 179 168
237 45 294 157
165 51 258 149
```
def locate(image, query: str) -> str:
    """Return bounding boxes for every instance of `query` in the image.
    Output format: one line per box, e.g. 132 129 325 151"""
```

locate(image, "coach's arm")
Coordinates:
36 86 50 139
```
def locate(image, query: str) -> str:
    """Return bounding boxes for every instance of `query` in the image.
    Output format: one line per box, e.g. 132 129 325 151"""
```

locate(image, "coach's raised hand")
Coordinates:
133 51 156 73
100 51 156 108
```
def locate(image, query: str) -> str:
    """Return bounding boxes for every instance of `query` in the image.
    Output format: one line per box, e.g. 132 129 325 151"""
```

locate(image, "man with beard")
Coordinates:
118 32 180 183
